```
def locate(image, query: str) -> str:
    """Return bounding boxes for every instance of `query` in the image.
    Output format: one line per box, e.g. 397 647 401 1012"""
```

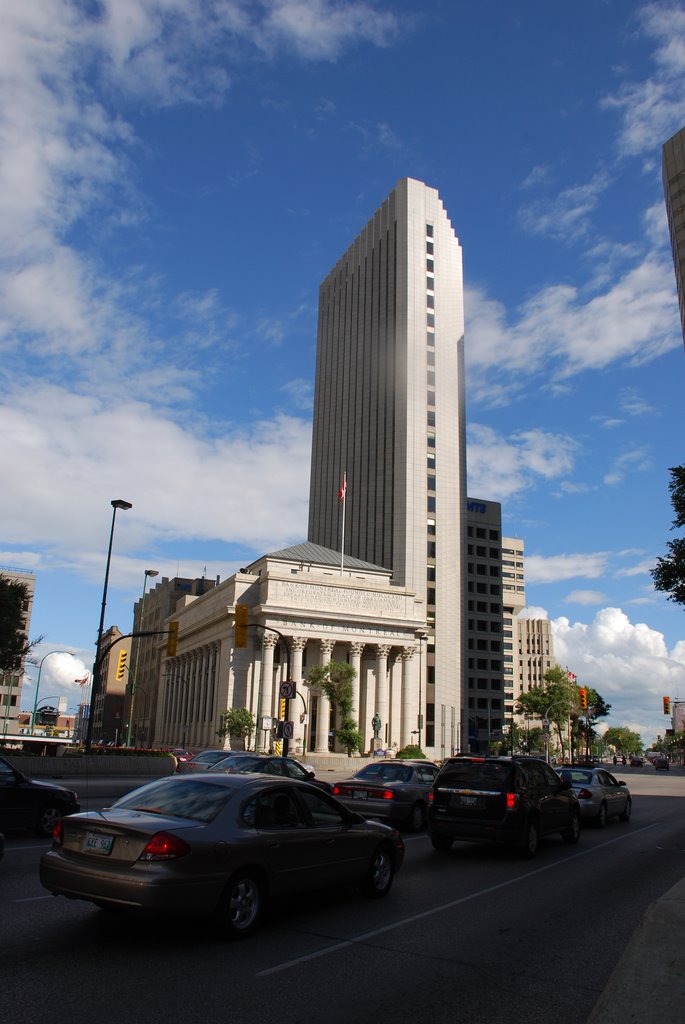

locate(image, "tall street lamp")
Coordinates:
415 630 428 751
31 650 73 734
85 498 132 752
126 568 158 747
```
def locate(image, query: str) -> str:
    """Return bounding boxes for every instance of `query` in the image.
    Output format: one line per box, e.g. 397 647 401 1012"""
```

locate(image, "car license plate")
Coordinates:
455 794 477 808
84 832 114 855
353 790 368 800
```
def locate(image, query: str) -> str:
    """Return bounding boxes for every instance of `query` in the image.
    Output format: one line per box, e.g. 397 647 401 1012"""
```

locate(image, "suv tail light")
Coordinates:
505 792 519 811
139 832 191 861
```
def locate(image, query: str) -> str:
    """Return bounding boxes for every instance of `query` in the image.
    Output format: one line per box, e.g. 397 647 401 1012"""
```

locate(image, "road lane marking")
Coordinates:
257 823 659 976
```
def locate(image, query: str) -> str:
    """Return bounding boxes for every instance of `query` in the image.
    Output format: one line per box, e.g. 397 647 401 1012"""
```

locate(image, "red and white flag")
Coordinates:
338 474 347 503
76 674 90 687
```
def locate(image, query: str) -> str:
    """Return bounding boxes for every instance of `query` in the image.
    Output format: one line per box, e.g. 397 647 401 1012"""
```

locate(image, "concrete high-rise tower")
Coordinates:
663 126 685 347
308 178 467 756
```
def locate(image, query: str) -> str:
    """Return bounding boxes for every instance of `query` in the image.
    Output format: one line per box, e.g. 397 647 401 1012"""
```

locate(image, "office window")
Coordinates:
426 240 434 254
427 541 436 558
427 259 434 273
427 370 435 386
427 566 436 581
427 518 436 535
427 313 435 326
427 452 436 469
427 410 435 426
427 433 436 448
427 390 435 406
426 224 434 237
427 294 435 309
427 475 436 491
427 330 435 345
427 496 436 512
427 349 435 366
427 588 436 606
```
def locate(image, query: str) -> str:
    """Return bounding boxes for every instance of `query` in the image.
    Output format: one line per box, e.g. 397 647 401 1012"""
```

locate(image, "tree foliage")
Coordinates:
652 465 685 607
218 706 255 743
515 664 611 762
603 726 643 754
307 660 362 756
0 574 42 672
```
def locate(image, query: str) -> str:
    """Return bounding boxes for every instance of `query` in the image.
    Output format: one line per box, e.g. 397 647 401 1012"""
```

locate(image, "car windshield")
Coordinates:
437 760 514 790
113 779 233 822
354 764 412 783
211 755 262 773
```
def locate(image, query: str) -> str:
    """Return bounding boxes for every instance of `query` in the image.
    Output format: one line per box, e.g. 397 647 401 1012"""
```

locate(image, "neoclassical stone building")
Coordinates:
154 543 427 757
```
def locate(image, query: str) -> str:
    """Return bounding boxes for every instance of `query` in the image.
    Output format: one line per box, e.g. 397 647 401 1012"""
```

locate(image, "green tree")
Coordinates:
307 660 362 756
0 574 43 672
652 466 685 606
218 707 255 748
516 665 577 762
603 726 642 755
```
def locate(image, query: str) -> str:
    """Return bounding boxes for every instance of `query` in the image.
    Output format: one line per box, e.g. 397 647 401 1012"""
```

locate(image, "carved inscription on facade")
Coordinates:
278 581 405 616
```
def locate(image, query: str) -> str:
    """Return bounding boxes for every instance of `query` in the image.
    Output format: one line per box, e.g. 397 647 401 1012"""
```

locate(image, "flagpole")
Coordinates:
340 471 347 575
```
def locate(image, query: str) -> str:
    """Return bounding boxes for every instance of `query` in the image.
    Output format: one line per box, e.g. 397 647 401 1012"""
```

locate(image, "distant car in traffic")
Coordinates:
208 754 334 793
555 766 631 827
629 756 644 767
39 773 404 937
333 759 439 832
169 749 193 767
175 749 235 773
653 755 670 771
427 755 580 858
0 754 80 836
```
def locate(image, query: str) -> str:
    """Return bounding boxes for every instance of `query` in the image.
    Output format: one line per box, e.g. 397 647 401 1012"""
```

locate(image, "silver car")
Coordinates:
555 766 631 827
40 773 404 938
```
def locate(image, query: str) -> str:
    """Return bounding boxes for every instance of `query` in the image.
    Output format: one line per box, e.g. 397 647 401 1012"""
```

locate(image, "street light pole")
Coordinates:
126 568 158 747
85 499 132 753
31 651 72 734
416 630 428 751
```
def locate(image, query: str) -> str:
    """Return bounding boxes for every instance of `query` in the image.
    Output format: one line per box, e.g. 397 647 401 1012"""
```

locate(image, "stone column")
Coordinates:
348 642 364 756
288 636 307 754
400 646 418 749
314 639 334 753
374 645 392 747
259 634 277 752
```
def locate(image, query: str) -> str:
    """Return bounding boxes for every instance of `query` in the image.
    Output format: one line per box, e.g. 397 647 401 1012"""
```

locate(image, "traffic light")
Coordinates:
578 687 588 710
115 649 127 681
234 604 248 648
663 696 671 715
166 621 179 657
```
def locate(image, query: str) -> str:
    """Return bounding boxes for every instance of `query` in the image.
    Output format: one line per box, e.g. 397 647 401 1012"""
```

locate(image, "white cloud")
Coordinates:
467 424 577 501
565 589 608 605
525 552 609 584
603 446 652 486
465 252 679 402
517 172 611 241
552 607 685 742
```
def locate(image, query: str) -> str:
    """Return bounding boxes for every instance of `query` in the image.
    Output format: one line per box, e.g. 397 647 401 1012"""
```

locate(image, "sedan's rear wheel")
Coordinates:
619 797 632 822
361 844 394 898
519 818 539 859
36 804 62 837
596 802 607 828
562 809 581 844
217 871 263 939
406 802 426 833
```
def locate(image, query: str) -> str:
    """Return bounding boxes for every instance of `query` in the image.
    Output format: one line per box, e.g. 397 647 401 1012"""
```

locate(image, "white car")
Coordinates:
555 766 631 827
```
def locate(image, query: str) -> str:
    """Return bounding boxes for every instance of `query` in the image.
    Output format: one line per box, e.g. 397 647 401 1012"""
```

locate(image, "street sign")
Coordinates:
283 721 294 739
280 680 296 699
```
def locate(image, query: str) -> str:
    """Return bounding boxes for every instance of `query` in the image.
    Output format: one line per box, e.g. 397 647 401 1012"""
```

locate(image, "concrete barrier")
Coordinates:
3 754 175 777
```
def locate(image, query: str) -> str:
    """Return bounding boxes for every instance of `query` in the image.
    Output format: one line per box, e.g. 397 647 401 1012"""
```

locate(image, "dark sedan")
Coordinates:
0 754 80 836
40 774 404 937
333 759 439 832
175 749 236 773
208 754 334 793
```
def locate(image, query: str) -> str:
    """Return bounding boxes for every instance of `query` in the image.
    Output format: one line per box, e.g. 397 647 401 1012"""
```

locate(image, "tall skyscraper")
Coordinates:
308 178 467 755
662 126 685 347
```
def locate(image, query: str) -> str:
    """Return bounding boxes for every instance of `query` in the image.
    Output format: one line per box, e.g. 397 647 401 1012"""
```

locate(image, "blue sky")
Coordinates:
2 0 685 745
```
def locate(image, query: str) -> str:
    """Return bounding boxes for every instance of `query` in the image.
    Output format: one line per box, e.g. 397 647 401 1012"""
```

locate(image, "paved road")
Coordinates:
2 765 684 1024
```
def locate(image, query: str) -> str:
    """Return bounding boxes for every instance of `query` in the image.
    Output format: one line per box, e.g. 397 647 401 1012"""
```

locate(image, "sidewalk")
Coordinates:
587 876 685 1022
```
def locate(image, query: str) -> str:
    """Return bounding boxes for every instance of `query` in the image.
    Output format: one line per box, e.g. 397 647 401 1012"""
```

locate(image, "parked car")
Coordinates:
427 755 580 858
175 749 236 774
555 766 631 826
653 755 670 771
332 759 439 832
169 749 193 767
208 754 334 793
0 754 80 836
39 774 404 937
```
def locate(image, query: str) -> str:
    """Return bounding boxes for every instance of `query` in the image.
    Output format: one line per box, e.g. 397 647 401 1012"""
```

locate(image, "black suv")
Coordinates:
427 755 580 858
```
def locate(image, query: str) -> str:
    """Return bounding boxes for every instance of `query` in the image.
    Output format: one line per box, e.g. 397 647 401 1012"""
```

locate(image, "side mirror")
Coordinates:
618 780 626 787
305 769 315 779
